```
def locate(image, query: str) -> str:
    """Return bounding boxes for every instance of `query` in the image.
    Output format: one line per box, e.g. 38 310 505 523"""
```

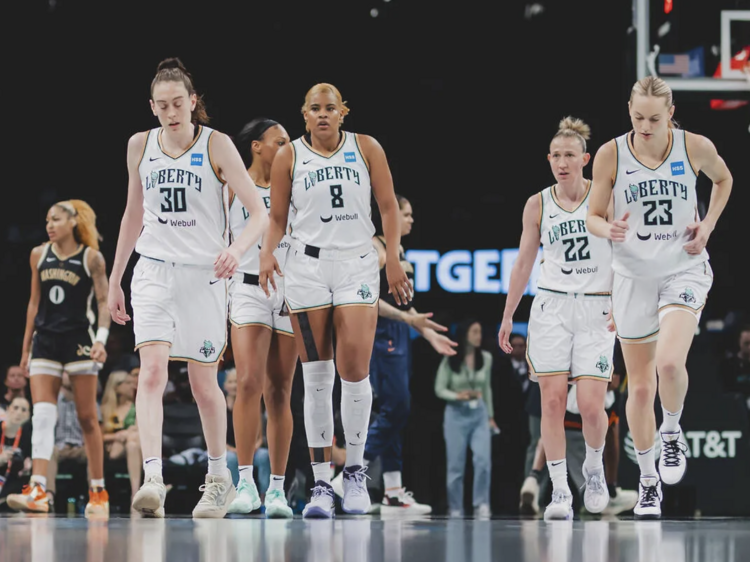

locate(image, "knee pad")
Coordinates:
340 377 373 446
31 402 58 461
303 360 335 448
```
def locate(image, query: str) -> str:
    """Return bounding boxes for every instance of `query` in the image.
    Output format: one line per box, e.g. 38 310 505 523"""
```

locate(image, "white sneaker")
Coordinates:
227 478 261 514
192 472 237 519
519 476 540 516
543 490 573 521
659 428 688 485
634 477 662 520
380 488 432 515
132 475 167 518
264 488 293 519
581 466 609 514
476 504 491 518
302 481 336 519
342 465 371 514
602 487 639 515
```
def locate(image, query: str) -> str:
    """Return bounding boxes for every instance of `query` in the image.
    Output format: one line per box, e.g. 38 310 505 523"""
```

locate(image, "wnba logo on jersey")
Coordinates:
671 161 685 176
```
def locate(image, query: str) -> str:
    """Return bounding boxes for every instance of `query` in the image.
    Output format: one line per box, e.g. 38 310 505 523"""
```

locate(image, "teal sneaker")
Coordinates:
264 488 293 519
227 478 261 514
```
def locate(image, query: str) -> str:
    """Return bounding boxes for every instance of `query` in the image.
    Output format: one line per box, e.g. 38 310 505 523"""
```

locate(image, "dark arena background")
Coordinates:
2 0 749 560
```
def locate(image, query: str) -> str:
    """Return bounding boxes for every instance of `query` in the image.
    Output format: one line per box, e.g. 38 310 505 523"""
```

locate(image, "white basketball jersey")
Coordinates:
228 184 292 275
136 126 228 266
289 132 374 250
612 129 707 278
537 182 613 294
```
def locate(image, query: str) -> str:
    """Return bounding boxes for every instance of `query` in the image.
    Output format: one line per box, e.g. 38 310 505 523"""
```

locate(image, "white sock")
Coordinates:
340 377 373 468
312 462 331 485
207 452 227 476
635 446 658 478
144 457 162 478
383 471 402 496
583 442 605 473
661 406 683 433
269 475 285 492
90 478 105 489
30 475 47 489
239 465 253 483
547 459 570 495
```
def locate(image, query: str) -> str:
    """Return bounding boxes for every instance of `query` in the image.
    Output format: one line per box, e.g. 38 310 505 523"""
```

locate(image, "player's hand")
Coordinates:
215 247 241 279
683 220 712 255
90 341 107 363
259 251 282 298
605 310 616 332
20 351 30 377
423 328 458 356
407 312 448 332
498 317 514 354
455 391 472 401
609 211 630 242
108 284 130 325
386 258 412 306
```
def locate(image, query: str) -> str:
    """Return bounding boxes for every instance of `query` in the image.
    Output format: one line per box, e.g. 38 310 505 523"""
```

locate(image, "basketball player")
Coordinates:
587 76 733 519
10 200 110 517
350 194 456 514
259 83 412 518
224 118 297 518
498 117 616 520
107 58 269 518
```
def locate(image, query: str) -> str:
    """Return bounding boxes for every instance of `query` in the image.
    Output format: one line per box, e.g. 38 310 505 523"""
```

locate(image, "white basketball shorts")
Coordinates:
283 240 379 312
229 272 293 336
612 260 713 344
131 257 228 364
526 290 616 382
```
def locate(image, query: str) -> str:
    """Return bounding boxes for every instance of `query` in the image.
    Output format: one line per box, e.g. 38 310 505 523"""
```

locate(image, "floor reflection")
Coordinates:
0 515 749 562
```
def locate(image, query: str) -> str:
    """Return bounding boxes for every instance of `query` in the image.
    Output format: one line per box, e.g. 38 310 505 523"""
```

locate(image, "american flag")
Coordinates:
659 53 691 75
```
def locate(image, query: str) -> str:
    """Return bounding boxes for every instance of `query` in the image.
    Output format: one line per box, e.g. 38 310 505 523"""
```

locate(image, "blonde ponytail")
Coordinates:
553 116 591 152
55 200 102 251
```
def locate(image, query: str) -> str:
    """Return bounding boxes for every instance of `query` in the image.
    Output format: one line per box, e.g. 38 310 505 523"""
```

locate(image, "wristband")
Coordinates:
95 327 109 345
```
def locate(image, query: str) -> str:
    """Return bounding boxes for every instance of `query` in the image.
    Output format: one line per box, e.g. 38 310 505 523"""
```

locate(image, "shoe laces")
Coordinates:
661 435 687 467
197 478 227 505
639 483 660 508
550 489 570 505
400 489 416 505
581 471 605 495
311 483 334 502
343 466 371 493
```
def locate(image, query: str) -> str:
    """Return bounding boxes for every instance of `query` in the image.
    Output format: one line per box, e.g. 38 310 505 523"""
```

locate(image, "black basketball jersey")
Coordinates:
34 244 95 334
376 237 414 312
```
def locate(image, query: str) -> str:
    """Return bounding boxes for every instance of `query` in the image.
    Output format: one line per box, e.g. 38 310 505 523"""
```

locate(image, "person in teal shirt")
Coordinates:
435 319 497 517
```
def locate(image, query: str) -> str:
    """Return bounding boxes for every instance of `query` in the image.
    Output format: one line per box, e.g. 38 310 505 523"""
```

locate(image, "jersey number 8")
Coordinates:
160 187 187 213
330 184 344 208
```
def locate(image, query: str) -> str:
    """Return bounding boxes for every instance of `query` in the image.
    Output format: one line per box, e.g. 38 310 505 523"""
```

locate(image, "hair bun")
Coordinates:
156 57 188 73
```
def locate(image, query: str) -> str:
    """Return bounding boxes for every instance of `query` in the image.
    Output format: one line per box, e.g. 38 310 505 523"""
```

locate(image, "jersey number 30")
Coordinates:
161 187 187 213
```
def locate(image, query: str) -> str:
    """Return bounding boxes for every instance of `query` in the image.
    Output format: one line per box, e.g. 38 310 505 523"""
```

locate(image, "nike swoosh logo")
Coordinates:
158 217 168 224
551 461 564 466
636 232 651 241
561 268 573 275
46 258 56 262
209 280 220 285
549 214 559 219
303 159 314 165
150 157 161 161
316 388 324 391
626 169 639 174
387 347 396 352
320 215 333 223
360 253 369 258
602 311 609 315
354 399 362 402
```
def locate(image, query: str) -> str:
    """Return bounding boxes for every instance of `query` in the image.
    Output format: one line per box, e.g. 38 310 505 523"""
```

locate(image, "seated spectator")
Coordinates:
100 370 141 501
0 366 30 412
0 397 32 510
721 326 750 398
